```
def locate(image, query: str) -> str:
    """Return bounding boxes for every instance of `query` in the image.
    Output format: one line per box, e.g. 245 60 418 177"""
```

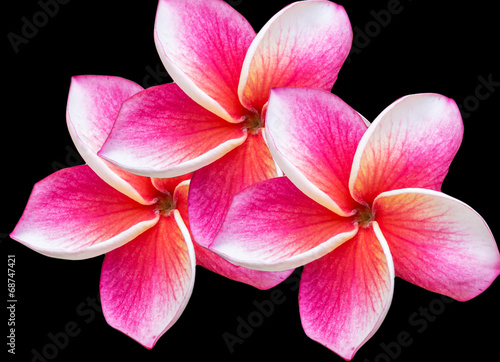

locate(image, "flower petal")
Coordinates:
211 177 358 272
238 0 352 112
99 83 247 178
194 243 294 290
154 0 255 122
188 132 277 248
350 93 463 205
100 212 196 349
151 173 192 195
10 166 159 260
299 224 395 360
67 75 142 155
174 180 293 289
67 75 159 204
373 188 500 301
265 87 367 216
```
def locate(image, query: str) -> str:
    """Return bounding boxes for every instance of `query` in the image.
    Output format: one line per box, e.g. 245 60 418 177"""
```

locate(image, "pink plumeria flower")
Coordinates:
97 0 353 249
10 75 292 349
210 87 500 360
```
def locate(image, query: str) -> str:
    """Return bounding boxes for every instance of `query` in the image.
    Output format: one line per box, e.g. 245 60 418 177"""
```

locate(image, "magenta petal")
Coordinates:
154 0 255 122
194 243 293 290
374 188 500 301
188 133 277 248
99 83 247 178
174 179 293 289
100 213 195 349
266 87 367 216
350 93 464 205
211 177 358 272
67 75 143 155
238 0 352 112
67 75 158 204
299 225 395 360
10 166 159 259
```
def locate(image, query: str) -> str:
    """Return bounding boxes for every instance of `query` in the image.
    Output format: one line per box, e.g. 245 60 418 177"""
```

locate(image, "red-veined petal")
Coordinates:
350 93 463 205
373 188 500 301
10 166 159 259
299 223 395 360
188 132 277 248
238 0 352 112
66 75 158 204
99 83 247 178
210 177 358 272
266 87 367 216
100 212 195 349
175 181 293 289
154 0 255 122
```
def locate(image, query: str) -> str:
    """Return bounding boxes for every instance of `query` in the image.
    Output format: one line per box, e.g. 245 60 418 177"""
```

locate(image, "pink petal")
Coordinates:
210 177 358 272
174 181 293 289
299 224 395 360
151 173 192 195
10 166 159 259
194 243 294 290
66 75 159 205
100 213 195 349
98 83 247 178
188 132 278 249
350 93 464 205
238 0 352 112
373 188 500 301
154 0 255 122
265 87 367 216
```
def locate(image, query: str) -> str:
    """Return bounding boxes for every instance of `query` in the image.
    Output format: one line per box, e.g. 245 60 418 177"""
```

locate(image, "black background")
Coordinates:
3 1 499 361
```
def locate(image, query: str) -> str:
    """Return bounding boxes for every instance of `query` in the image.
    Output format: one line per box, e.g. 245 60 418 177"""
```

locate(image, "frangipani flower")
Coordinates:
9 75 292 349
210 87 500 359
97 0 353 248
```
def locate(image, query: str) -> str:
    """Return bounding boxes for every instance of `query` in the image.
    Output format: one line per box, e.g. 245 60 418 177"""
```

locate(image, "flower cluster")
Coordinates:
10 0 499 360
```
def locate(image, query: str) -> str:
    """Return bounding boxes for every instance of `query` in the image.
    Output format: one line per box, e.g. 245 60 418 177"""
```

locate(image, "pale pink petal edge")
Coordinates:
100 129 247 179
212 226 359 272
265 89 358 217
348 93 458 196
143 209 197 348
10 216 159 260
354 221 395 357
153 0 244 125
66 76 154 205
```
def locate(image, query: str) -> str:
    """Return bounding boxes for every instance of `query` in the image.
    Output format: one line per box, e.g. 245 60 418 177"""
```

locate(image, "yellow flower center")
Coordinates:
156 192 176 216
243 112 264 134
355 205 374 228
